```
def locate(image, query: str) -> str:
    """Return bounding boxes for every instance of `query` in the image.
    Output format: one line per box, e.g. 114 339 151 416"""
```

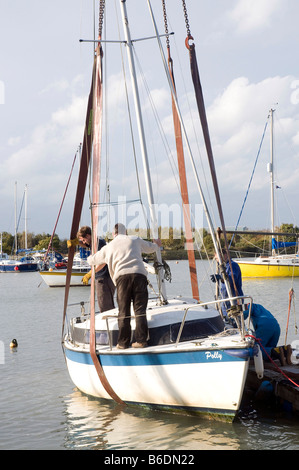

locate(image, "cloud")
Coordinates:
0 86 87 211
39 79 69 95
207 75 296 139
229 0 284 33
199 74 299 201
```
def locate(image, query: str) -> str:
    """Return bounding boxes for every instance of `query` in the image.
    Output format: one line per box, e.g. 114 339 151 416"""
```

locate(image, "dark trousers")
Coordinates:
96 276 116 313
116 273 149 348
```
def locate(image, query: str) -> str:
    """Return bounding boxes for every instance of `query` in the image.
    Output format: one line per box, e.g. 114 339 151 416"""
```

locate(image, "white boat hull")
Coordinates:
63 298 251 420
64 343 249 420
39 270 89 287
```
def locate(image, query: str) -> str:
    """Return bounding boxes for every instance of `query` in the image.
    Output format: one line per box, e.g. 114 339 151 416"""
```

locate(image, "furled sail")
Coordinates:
272 239 298 250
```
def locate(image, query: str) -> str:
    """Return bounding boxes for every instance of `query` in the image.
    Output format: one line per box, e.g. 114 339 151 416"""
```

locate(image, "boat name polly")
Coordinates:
205 351 223 360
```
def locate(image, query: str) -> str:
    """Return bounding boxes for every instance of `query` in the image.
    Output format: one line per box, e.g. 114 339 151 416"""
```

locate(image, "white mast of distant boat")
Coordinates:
24 184 28 250
268 108 276 255
14 181 17 255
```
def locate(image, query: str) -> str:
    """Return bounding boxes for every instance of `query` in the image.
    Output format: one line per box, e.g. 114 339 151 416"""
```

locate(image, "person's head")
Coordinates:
222 249 230 261
113 223 127 237
215 248 230 263
77 226 92 247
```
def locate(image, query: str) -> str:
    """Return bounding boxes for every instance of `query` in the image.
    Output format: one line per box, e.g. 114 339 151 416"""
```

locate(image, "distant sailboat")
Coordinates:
39 146 90 287
0 183 38 272
236 109 299 278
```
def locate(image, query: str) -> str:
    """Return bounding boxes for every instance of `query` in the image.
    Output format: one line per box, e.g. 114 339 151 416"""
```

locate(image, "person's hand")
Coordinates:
67 238 79 248
82 271 92 285
210 274 222 283
153 238 162 247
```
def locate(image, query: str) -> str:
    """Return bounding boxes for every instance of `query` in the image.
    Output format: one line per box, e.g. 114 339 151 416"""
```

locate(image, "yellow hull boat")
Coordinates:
236 257 299 278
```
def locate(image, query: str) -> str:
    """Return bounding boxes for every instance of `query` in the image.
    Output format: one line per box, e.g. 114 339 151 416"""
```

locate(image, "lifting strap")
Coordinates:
162 0 199 301
62 57 95 338
62 8 124 403
186 39 239 297
181 0 239 297
90 38 125 405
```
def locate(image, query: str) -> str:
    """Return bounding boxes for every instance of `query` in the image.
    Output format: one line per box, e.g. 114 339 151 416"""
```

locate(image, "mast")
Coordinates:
120 0 167 304
14 181 17 254
24 184 28 250
268 109 275 255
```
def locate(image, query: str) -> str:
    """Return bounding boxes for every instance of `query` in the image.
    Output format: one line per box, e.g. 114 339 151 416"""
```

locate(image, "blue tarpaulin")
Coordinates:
272 238 298 250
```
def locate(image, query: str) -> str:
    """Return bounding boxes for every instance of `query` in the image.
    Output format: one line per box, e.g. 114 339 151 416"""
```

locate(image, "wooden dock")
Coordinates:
245 360 299 414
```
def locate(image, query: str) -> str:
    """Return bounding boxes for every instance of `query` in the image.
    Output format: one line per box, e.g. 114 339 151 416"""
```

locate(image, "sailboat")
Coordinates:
39 145 90 287
39 250 90 287
0 184 38 273
235 109 299 278
62 0 261 421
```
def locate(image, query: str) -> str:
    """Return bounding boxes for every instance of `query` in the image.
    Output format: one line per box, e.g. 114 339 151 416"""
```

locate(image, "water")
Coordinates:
1 260 299 450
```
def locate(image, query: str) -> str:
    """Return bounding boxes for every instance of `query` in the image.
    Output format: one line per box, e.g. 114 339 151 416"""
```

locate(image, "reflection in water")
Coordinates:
2 266 299 450
62 390 242 450
62 388 299 450
60 269 299 450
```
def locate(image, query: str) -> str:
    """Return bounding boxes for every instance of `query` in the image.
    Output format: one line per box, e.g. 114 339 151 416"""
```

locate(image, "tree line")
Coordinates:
0 232 67 255
1 223 298 259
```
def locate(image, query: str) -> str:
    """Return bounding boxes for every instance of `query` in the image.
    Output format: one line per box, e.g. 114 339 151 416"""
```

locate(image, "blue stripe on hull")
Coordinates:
65 346 250 367
0 264 38 272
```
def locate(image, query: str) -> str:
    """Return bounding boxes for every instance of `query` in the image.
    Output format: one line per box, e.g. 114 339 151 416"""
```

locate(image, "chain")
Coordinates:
161 0 170 49
98 0 105 38
181 0 191 37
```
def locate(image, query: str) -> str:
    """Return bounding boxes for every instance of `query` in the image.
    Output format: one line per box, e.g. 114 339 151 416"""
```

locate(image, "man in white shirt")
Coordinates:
87 223 161 349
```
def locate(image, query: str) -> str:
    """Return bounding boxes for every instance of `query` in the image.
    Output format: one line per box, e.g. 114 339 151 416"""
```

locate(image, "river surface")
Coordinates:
1 260 299 450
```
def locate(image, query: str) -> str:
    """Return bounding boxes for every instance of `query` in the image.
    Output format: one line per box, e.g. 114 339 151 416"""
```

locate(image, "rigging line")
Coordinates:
162 0 199 300
17 190 25 234
100 5 112 224
113 0 150 231
43 147 79 262
132 37 204 246
148 0 230 303
160 10 216 228
91 198 142 207
132 48 182 210
230 117 269 248
132 18 204 245
90 3 125 407
134 41 206 255
133 27 210 259
180 2 239 301
62 67 94 340
147 1 221 255
137 42 204 256
285 288 295 345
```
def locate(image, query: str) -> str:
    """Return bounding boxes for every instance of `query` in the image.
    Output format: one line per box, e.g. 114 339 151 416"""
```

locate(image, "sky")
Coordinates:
0 0 299 241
